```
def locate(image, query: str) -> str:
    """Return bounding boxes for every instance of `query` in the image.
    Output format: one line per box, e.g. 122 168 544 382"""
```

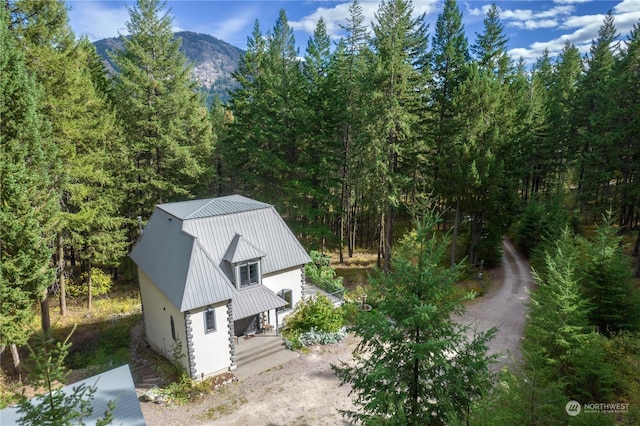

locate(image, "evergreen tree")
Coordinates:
17 328 115 425
334 209 496 425
0 4 58 378
9 0 127 318
610 23 640 229
224 11 304 219
471 4 510 78
448 63 512 266
578 215 640 335
523 229 618 407
548 41 582 195
223 20 268 193
299 17 342 247
368 0 429 271
574 12 619 221
334 0 372 261
111 0 213 225
428 0 470 264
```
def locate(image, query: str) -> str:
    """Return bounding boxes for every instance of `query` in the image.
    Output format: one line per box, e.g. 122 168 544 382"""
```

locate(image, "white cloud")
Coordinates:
614 0 640 13
67 1 130 41
511 19 559 30
553 0 593 4
290 0 439 41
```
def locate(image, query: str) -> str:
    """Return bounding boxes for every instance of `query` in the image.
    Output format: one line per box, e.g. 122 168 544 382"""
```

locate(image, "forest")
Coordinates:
1 0 639 423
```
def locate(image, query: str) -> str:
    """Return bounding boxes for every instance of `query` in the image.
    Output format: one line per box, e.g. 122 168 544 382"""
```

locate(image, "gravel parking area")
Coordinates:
140 335 359 425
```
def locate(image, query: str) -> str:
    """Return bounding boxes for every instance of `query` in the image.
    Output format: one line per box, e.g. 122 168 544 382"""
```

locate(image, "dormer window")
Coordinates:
238 260 260 289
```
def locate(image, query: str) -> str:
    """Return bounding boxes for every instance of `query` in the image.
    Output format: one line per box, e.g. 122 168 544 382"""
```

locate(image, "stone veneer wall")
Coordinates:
227 300 237 370
184 312 197 379
301 265 307 300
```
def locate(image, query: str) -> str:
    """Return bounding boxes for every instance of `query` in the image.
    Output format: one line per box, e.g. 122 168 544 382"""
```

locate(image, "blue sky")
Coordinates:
66 0 640 64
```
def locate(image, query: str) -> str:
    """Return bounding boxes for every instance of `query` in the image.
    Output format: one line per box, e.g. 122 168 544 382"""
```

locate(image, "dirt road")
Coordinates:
457 238 532 370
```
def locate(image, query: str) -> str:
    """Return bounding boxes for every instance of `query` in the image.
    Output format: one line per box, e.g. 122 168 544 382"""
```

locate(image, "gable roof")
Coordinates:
130 195 311 312
0 365 145 426
223 234 266 264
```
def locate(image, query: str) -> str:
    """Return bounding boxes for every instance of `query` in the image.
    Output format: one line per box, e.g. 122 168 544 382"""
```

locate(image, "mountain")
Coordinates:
93 31 243 104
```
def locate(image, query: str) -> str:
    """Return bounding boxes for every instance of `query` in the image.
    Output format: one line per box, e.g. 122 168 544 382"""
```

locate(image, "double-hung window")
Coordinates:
238 261 260 289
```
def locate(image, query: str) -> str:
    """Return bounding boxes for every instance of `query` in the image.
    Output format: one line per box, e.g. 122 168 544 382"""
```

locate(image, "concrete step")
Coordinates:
235 337 286 365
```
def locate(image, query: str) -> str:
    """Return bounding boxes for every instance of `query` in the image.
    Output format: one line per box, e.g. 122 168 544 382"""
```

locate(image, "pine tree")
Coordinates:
368 0 429 271
610 23 640 229
549 41 582 195
574 12 619 221
299 18 342 247
17 327 115 425
428 0 471 262
334 0 371 261
0 4 58 379
578 215 640 335
333 208 496 425
471 4 510 78
111 0 213 225
223 20 268 193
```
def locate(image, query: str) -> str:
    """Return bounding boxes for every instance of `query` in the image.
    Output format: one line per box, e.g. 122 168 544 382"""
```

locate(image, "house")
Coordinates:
0 364 145 425
130 195 311 380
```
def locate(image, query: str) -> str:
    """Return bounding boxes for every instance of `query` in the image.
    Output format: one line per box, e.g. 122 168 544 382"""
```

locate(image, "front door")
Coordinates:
234 314 259 337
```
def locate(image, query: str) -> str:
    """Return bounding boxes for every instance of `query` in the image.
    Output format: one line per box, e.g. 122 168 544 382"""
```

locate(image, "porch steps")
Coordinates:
129 358 162 390
233 335 298 380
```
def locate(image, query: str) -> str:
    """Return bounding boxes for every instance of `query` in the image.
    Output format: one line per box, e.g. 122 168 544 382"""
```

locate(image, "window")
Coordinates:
277 289 293 312
238 261 260 288
170 315 176 340
205 307 216 333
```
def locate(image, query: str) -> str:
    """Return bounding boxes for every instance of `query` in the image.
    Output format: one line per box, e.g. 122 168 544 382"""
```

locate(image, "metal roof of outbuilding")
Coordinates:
0 365 145 426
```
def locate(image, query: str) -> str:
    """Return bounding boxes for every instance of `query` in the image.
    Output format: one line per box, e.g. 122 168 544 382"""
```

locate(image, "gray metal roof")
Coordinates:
0 365 145 426
130 209 234 312
131 195 311 313
158 195 272 220
223 234 267 264
232 285 287 320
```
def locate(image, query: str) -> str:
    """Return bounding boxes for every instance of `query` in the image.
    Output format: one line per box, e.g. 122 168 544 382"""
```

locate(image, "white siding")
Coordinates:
188 303 232 378
138 269 189 372
262 267 303 326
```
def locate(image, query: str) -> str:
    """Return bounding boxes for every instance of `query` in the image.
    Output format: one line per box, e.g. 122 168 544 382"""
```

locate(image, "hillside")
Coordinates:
94 31 243 103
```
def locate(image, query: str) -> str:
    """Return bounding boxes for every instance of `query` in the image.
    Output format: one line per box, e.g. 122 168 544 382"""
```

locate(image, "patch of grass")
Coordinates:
0 377 22 409
65 313 141 371
200 393 248 420
158 374 214 405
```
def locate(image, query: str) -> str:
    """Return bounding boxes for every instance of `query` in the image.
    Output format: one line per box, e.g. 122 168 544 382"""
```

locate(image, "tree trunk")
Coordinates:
58 234 67 316
10 343 22 382
451 198 460 267
88 262 93 310
41 289 51 334
383 206 393 273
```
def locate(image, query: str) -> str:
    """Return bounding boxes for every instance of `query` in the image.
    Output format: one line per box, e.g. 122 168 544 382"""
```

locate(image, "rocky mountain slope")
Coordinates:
94 31 243 104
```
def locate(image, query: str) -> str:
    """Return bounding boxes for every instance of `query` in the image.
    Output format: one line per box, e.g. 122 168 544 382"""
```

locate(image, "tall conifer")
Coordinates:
0 5 58 377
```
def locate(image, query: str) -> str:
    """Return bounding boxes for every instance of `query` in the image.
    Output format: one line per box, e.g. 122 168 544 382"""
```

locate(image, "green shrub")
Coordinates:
305 251 345 294
67 268 113 298
281 294 345 349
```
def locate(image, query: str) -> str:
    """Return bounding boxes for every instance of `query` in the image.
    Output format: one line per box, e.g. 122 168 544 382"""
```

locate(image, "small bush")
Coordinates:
158 374 213 405
281 294 345 349
67 268 113 298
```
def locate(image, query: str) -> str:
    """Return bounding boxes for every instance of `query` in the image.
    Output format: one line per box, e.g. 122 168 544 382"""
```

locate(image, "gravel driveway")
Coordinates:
140 239 532 425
